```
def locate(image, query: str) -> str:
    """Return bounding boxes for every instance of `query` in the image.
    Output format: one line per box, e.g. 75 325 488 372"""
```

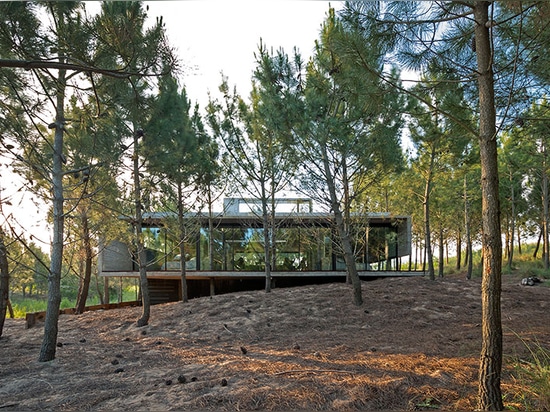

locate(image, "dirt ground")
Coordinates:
1 272 549 411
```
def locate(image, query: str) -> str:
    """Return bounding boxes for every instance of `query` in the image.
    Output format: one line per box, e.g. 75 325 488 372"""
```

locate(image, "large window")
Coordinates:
274 227 332 271
137 217 403 272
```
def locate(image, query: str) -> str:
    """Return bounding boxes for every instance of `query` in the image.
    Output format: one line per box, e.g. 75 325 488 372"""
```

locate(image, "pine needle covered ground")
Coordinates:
1 274 549 411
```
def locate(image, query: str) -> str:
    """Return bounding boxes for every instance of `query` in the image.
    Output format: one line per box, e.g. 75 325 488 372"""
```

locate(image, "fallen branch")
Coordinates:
0 404 19 409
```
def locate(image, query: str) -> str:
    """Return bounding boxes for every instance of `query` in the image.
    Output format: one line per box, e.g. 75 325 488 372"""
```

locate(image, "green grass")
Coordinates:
8 287 138 319
8 296 88 318
9 297 48 318
436 243 550 282
507 338 550 411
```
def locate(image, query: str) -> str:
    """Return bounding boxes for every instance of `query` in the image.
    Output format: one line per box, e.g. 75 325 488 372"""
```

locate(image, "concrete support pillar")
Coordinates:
209 278 215 296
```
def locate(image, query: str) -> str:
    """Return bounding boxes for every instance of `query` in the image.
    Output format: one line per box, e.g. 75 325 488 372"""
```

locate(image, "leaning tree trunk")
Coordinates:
475 2 503 410
0 229 10 338
533 226 542 259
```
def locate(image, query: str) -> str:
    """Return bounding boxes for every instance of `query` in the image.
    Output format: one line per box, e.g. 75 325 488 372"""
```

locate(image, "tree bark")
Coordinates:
475 2 503 410
507 171 515 271
0 229 10 338
456 228 462 270
533 225 542 259
321 144 362 306
261 188 272 293
464 175 473 280
177 182 188 303
342 158 353 283
438 226 444 278
517 225 522 255
541 151 549 269
134 129 150 327
424 150 436 280
75 212 93 314
207 187 215 271
38 56 66 362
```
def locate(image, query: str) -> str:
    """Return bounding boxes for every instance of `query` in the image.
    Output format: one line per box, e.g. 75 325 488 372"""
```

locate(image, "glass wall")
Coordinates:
274 227 333 271
141 221 399 272
199 227 266 271
139 226 198 271
365 225 399 270
196 226 334 271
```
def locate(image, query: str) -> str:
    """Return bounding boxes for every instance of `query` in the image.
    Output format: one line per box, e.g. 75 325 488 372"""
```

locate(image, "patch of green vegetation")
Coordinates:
507 338 550 411
8 284 138 319
439 243 549 283
415 396 441 409
9 297 48 318
8 295 92 318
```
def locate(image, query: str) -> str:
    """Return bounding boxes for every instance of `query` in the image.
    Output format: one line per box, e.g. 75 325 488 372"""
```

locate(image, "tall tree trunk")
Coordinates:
178 182 188 303
134 129 150 327
542 154 549 269
502 214 510 259
38 59 66 362
533 225 542 259
420 240 423 269
438 226 444 278
208 187 215 270
464 175 473 280
321 145 362 306
475 2 503 409
456 228 462 270
516 225 522 255
385 236 392 270
422 242 427 272
424 150 436 280
0 229 9 338
342 158 353 282
75 212 93 314
507 172 515 271
270 190 277 273
261 189 272 293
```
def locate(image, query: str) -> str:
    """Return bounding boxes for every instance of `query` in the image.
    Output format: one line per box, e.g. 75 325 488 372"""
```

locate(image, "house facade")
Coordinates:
98 198 414 303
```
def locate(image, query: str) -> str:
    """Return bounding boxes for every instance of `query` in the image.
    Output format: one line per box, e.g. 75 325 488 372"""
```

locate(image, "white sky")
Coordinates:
1 1 339 248
147 1 338 108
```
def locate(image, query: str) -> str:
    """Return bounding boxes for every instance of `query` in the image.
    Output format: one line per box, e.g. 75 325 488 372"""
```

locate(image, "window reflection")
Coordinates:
139 221 400 272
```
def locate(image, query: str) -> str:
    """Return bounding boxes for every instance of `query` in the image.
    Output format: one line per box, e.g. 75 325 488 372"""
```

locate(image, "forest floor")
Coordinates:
1 272 549 411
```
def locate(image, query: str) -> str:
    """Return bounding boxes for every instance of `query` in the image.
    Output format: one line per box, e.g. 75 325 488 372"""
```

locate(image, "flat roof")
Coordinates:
136 211 410 229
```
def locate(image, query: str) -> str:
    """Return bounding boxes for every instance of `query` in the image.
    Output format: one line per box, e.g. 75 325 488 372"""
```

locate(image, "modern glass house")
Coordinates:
99 198 414 303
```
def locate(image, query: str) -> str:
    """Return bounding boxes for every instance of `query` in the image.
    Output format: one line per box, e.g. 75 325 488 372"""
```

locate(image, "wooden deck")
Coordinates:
100 270 425 280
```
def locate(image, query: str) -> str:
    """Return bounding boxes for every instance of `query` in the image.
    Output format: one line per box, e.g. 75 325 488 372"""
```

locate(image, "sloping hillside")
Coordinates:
1 274 548 411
